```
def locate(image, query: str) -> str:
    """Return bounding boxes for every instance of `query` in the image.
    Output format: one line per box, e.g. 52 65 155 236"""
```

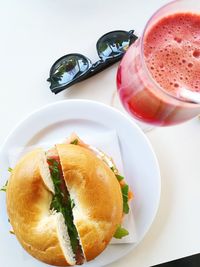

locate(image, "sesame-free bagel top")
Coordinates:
6 144 123 265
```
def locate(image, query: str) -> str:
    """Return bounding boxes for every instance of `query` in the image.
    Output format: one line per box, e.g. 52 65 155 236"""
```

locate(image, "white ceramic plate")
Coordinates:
0 100 160 267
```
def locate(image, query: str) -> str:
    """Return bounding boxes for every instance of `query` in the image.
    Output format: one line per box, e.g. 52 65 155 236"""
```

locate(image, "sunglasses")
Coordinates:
47 29 138 94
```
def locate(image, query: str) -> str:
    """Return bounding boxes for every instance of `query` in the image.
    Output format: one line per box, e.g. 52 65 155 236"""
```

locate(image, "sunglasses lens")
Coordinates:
97 31 131 59
48 54 90 89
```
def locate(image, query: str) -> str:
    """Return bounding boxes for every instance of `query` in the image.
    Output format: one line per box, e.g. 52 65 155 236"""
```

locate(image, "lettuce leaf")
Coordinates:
114 224 129 239
0 180 8 192
116 174 124 182
110 167 130 214
0 168 12 193
8 167 13 173
121 184 129 214
70 139 78 145
47 158 79 254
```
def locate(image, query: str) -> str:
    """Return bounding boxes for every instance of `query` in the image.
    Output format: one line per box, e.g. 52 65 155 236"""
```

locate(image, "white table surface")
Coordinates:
1 0 200 266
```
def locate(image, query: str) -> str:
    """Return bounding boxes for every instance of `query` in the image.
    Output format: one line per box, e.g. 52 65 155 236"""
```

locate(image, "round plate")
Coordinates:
0 100 160 267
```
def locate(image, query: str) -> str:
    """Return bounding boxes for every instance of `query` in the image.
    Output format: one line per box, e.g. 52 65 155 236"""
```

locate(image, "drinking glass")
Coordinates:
117 0 200 127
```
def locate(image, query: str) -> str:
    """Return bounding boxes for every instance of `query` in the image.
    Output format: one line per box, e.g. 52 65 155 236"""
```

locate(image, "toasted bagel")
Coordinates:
57 144 123 260
6 149 76 266
6 142 124 265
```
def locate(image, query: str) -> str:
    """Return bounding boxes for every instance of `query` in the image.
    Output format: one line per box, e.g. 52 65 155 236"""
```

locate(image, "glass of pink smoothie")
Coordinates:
117 0 200 126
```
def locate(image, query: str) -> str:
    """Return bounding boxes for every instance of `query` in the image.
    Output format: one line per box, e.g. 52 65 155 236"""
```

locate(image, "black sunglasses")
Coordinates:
47 30 138 94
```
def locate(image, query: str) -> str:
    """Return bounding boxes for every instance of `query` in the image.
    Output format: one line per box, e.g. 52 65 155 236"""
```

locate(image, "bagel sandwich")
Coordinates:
4 134 133 266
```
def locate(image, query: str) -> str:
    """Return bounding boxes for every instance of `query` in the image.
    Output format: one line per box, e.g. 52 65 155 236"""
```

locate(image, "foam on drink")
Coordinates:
144 13 200 97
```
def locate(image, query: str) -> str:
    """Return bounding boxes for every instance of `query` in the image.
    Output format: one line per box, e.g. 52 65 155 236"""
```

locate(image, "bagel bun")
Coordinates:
57 144 123 261
6 149 76 266
6 141 124 266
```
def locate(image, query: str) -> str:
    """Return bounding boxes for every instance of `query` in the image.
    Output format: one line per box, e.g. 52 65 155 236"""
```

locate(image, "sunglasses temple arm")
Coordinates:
82 56 124 82
50 75 86 94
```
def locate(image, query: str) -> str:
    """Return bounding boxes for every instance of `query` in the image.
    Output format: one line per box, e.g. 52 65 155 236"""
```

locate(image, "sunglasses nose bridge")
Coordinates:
92 59 104 68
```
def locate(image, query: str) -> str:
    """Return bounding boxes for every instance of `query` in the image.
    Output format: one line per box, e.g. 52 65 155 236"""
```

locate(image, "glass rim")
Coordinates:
140 0 200 106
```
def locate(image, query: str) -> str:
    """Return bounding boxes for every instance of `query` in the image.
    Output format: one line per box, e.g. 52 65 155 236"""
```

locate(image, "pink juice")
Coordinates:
117 12 200 126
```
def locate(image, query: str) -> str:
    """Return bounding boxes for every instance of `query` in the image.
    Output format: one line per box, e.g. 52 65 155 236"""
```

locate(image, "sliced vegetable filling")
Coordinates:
68 135 132 240
46 152 84 264
110 166 132 239
110 167 132 215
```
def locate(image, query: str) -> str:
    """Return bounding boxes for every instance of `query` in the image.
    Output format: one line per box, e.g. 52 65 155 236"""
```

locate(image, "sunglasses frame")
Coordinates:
48 30 138 94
